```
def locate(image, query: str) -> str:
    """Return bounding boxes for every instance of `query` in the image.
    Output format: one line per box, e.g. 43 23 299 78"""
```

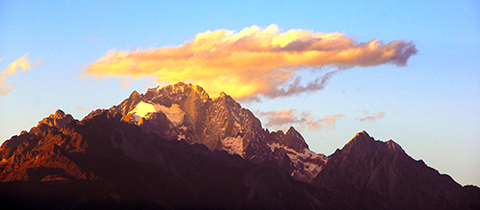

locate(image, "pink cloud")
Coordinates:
358 111 386 122
0 80 16 96
256 109 345 131
76 105 101 111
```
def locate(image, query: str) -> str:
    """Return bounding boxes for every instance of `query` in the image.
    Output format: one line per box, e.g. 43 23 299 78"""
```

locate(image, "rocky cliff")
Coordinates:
1 82 479 210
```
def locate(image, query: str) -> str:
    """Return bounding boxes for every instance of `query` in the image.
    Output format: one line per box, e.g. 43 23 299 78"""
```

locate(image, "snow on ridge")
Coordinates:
129 101 185 125
268 143 327 166
221 136 244 156
129 102 156 122
268 142 328 181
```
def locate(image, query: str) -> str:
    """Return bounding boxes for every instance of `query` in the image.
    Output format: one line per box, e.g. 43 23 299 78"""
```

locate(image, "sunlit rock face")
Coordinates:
0 108 327 210
28 109 75 135
1 83 479 210
103 81 327 182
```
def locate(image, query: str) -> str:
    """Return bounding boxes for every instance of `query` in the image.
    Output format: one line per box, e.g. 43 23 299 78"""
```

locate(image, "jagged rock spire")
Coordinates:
36 109 74 130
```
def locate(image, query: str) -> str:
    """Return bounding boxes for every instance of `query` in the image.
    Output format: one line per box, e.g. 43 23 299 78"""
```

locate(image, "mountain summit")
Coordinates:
99 81 327 182
313 130 480 210
341 130 404 155
1 82 479 210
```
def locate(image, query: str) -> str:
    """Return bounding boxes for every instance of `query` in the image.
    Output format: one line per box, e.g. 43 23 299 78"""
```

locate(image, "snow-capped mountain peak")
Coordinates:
2 82 478 209
103 82 327 182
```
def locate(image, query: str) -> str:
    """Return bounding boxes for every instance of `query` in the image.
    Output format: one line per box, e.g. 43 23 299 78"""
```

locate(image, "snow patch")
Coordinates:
221 136 244 156
129 101 185 125
268 143 324 161
268 142 327 180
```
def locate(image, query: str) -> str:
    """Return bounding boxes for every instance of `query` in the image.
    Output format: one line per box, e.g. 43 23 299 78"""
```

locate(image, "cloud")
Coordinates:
256 109 345 131
85 36 105 41
83 24 417 101
256 109 308 127
0 54 43 97
267 68 345 99
306 113 346 130
0 80 16 96
357 110 370 115
117 77 134 89
1 53 35 77
358 111 386 122
76 105 101 111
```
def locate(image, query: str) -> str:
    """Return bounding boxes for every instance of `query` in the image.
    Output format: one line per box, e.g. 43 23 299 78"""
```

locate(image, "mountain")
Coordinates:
103 82 327 182
0 110 330 210
312 131 480 210
1 82 479 210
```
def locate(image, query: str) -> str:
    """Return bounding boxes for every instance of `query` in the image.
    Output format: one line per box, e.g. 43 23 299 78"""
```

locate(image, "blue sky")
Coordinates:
1 0 479 186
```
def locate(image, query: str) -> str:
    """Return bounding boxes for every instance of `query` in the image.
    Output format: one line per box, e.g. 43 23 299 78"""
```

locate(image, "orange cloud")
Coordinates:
83 24 417 100
358 111 386 122
256 109 345 131
306 113 346 130
0 54 42 97
1 53 33 77
0 80 16 96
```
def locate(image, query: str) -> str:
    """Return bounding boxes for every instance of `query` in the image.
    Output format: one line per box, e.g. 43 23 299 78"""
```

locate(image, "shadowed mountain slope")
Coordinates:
1 83 479 210
313 131 480 210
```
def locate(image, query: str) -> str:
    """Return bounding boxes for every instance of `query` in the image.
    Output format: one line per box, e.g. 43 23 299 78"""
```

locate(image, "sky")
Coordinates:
1 1 479 186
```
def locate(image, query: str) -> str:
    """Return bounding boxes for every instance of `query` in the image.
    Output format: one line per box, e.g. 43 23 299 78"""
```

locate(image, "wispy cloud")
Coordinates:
0 80 16 96
76 105 102 111
0 53 43 97
256 109 345 131
306 113 346 130
357 111 386 122
256 109 308 127
358 110 370 115
83 24 416 101
85 36 104 41
117 77 134 89
1 53 39 77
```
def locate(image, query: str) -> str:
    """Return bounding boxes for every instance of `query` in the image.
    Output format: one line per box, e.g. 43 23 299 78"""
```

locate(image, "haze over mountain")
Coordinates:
1 82 479 210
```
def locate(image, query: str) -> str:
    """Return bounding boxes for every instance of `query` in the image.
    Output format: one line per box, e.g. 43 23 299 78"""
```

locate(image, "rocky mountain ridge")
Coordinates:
1 82 479 210
97 82 327 182
313 131 480 210
0 108 333 209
